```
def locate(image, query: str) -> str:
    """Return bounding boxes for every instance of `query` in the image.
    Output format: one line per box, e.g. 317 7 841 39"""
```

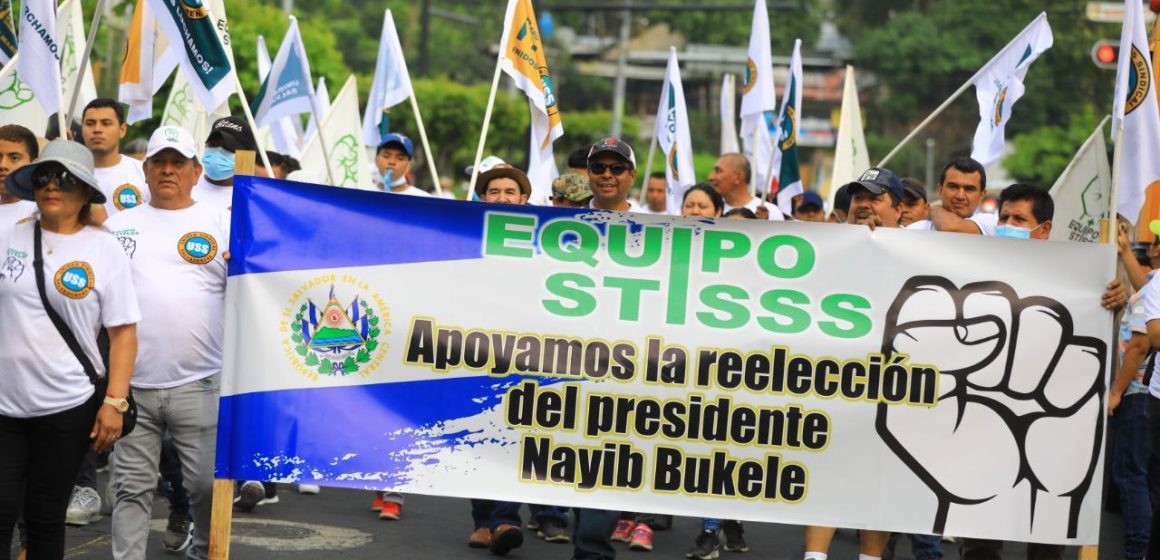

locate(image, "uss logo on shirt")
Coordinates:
113 184 144 211
55 262 94 299
178 232 218 265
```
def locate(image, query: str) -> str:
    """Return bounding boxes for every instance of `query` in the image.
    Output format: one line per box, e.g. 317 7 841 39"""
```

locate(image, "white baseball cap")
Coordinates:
146 126 199 159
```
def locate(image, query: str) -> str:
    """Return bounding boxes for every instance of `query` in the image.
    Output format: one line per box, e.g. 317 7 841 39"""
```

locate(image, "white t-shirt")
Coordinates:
0 221 140 418
589 198 644 212
95 156 149 215
106 203 228 389
191 175 234 210
907 212 998 235
1141 277 1160 398
724 197 786 221
385 185 432 197
635 204 666 215
0 200 36 232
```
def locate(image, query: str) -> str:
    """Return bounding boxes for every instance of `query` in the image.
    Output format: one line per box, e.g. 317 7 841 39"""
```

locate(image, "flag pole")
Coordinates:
1105 123 1124 244
642 134 658 189
877 79 973 167
468 58 505 201
64 0 107 127
749 126 759 196
408 93 442 196
0 53 17 81
203 5 274 174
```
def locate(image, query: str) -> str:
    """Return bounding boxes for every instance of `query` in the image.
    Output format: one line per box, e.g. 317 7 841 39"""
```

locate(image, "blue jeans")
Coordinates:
701 518 721 532
470 499 521 530
572 508 620 559
910 534 944 560
1113 392 1152 559
530 504 568 524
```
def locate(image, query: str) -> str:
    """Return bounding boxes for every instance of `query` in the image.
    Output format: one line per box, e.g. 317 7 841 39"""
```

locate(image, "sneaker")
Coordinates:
371 493 386 511
65 486 102 526
722 521 748 553
235 481 265 513
537 517 571 543
628 523 654 552
298 484 321 495
468 527 492 548
489 524 524 555
162 511 193 553
611 519 636 543
525 518 540 531
687 530 720 559
379 501 401 520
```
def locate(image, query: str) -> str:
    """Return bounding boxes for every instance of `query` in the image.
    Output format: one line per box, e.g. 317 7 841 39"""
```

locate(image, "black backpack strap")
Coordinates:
1144 349 1157 388
33 221 100 386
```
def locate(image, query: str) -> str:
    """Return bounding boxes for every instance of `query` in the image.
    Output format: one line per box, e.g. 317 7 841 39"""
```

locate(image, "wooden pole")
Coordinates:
408 93 442 195
63 0 107 126
207 149 255 560
467 61 504 201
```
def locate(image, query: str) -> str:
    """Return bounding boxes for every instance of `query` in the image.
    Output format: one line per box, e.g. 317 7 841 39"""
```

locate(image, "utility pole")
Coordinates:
282 0 293 15
610 0 632 138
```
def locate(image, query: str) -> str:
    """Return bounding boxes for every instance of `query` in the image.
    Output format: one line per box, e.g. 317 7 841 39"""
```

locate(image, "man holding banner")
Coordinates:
907 158 995 235
586 138 640 213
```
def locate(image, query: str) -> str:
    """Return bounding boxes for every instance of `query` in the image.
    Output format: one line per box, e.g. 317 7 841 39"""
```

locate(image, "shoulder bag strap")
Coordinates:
33 221 100 386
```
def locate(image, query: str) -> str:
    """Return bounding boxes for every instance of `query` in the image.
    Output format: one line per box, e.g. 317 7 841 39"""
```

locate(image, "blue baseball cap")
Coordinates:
797 191 824 211
377 133 414 158
843 168 904 203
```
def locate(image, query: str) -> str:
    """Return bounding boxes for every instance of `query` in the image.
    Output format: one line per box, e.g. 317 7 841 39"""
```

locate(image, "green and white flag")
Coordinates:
654 47 696 215
0 0 17 65
59 0 97 115
828 65 870 210
1048 116 1111 243
300 75 370 190
147 0 236 114
17 0 61 117
773 39 803 215
161 71 209 152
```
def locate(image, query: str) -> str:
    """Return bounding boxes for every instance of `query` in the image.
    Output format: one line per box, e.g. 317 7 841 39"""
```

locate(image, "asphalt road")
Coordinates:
13 473 1123 560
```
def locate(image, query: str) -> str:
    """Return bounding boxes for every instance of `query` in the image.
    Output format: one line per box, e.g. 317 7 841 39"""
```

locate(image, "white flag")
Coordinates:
58 0 97 117
654 48 697 215
304 77 331 145
17 0 62 117
720 74 740 155
362 9 414 146
300 75 371 190
499 0 563 205
740 0 777 192
1048 116 1112 243
256 35 303 157
118 0 178 124
969 13 1053 165
828 65 871 211
1112 0 1160 224
161 71 209 149
251 16 315 127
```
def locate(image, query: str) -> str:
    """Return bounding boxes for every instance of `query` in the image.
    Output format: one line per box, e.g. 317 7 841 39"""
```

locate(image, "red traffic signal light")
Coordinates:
1091 39 1120 69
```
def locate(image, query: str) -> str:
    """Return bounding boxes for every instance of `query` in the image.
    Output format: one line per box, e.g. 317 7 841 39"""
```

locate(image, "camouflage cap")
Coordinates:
552 173 591 202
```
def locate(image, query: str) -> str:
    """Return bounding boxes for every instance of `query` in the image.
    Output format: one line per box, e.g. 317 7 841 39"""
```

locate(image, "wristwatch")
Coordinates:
103 395 129 414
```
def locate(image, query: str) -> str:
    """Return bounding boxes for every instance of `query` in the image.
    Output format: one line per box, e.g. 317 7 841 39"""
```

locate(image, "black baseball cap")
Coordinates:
206 116 259 153
843 168 904 202
901 178 927 202
587 137 637 168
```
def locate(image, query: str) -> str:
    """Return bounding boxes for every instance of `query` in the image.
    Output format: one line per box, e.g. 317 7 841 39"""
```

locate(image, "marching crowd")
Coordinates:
0 97 1147 560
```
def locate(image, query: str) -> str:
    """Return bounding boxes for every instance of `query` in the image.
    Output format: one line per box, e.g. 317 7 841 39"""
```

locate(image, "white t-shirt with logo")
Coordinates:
106 203 228 389
906 212 998 235
0 221 140 418
191 175 234 210
385 185 432 197
589 198 644 212
724 197 786 221
0 200 36 232
95 156 149 215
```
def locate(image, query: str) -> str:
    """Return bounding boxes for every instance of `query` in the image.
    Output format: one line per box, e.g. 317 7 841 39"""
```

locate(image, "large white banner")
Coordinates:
220 178 1114 545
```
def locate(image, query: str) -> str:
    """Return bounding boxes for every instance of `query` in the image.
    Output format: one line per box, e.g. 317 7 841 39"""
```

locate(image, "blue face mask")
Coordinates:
377 168 408 188
995 224 1035 239
202 148 236 181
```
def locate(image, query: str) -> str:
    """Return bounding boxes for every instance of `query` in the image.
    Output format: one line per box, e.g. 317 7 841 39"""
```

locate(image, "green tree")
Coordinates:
1004 106 1105 188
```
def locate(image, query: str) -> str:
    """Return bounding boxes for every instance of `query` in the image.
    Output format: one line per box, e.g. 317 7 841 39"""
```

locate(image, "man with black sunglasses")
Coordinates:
586 138 642 213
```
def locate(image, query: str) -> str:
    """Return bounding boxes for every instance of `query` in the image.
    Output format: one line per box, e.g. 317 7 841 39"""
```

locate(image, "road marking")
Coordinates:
149 518 373 552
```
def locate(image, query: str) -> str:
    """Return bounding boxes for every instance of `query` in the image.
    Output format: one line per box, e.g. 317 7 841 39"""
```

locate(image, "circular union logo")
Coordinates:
668 144 680 182
54 261 93 299
741 58 757 94
1125 46 1151 115
178 232 218 265
779 106 797 151
284 277 391 380
993 86 1009 127
113 184 143 211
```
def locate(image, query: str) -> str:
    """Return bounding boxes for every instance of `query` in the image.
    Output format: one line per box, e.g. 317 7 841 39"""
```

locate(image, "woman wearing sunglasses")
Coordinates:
0 140 139 558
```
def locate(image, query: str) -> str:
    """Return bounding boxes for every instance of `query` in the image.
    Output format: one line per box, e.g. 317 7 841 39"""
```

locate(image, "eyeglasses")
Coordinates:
33 169 87 192
588 163 630 176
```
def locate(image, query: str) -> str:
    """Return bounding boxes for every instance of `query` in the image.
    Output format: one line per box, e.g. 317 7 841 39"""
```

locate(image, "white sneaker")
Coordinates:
65 486 102 526
298 484 321 495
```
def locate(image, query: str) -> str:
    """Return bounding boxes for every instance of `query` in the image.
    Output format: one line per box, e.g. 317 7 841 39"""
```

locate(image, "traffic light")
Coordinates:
1091 39 1120 69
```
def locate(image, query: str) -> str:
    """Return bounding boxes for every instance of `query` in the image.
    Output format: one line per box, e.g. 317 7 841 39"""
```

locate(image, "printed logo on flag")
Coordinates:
113 184 144 211
1125 46 1152 115
0 73 33 110
992 83 1009 127
779 106 797 151
669 144 681 182
178 232 218 264
333 135 361 187
179 0 209 19
55 261 93 299
742 58 757 94
284 277 390 380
